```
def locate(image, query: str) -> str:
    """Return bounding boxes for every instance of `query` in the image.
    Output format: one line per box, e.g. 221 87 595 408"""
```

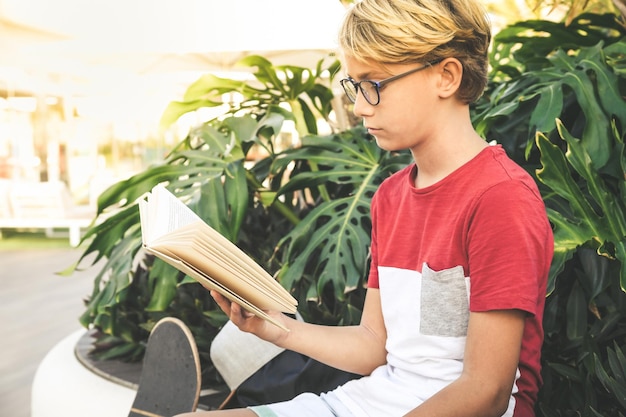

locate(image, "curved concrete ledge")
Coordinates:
74 329 142 390
31 329 136 417
32 328 230 415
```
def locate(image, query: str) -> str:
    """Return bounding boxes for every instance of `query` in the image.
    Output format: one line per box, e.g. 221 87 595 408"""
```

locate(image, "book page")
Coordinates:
140 184 202 244
143 246 289 331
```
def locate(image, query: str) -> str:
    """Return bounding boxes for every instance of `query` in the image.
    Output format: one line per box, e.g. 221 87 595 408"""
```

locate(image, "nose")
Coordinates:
352 91 374 118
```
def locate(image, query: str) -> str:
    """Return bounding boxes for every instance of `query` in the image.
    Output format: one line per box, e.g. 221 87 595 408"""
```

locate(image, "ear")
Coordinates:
436 58 463 99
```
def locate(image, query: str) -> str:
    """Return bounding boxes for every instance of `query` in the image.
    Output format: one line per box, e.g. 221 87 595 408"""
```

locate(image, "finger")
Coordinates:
210 290 224 302
210 290 232 314
230 302 247 318
230 302 256 324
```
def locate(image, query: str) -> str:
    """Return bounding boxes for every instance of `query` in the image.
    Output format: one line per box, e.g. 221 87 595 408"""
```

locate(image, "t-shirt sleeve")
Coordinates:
467 180 551 315
367 191 380 289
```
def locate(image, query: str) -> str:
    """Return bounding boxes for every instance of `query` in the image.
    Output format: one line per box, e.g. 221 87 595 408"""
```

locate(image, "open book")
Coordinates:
139 184 297 331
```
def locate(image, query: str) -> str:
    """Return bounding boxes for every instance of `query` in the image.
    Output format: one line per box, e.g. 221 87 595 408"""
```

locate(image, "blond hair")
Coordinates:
339 0 491 103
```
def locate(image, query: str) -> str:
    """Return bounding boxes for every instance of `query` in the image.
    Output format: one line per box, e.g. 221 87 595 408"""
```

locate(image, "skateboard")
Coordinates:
128 317 201 417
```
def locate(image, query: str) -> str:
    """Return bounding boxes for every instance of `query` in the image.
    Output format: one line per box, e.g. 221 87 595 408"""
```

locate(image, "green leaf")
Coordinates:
578 248 611 300
223 114 260 145
275 128 407 304
537 123 626 292
536 132 597 245
279 195 373 299
530 83 563 134
96 164 203 214
595 347 626 409
566 281 587 341
182 73 248 103
560 66 611 167
145 259 180 311
160 99 222 128
546 361 583 382
91 341 142 361
578 49 626 127
546 248 575 296
616 239 626 292
608 343 626 388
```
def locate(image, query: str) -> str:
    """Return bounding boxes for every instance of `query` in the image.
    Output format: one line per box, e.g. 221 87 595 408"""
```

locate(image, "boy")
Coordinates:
178 0 553 415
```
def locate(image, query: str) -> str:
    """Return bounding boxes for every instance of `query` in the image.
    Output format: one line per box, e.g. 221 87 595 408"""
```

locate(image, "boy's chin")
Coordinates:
373 136 403 152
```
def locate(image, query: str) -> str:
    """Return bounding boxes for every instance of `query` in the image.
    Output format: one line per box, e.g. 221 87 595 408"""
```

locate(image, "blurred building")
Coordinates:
0 0 346 205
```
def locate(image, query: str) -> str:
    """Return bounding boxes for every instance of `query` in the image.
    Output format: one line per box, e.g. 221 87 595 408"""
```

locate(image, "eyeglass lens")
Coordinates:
340 79 379 105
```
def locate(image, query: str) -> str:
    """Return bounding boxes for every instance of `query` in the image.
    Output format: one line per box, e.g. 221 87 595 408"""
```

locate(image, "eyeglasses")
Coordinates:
339 59 442 106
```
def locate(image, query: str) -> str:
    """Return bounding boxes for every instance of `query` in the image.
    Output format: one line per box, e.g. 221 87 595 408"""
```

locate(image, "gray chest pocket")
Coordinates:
420 263 469 337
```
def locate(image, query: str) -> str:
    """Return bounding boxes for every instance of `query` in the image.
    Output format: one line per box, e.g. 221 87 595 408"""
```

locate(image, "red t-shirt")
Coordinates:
367 145 553 416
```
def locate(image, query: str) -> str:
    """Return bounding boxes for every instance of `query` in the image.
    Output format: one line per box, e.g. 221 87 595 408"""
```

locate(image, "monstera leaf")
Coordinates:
475 17 626 165
271 127 411 323
536 120 626 294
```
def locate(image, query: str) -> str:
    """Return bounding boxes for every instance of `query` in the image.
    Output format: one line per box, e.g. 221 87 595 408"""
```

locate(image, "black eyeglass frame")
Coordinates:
339 59 443 106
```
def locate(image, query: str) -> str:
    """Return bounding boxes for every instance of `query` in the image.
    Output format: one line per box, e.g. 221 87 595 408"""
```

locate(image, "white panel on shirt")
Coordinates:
334 263 516 417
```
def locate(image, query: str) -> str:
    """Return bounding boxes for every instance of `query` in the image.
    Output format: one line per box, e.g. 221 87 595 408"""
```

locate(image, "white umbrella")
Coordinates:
0 0 347 77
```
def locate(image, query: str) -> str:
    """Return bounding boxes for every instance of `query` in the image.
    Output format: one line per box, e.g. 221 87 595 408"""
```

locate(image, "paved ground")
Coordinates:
0 241 99 417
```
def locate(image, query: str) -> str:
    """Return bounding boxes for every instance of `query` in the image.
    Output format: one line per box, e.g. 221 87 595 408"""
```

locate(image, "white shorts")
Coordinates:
249 391 356 417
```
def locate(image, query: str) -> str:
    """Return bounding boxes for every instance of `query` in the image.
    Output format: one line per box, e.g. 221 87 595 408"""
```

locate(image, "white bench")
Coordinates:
32 329 136 417
0 180 96 247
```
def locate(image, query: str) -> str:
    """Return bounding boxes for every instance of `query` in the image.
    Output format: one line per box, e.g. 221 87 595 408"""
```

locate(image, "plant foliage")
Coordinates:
73 54 407 386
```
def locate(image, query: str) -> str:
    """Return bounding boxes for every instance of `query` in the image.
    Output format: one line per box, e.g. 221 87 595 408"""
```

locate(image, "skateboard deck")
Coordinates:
128 317 201 417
